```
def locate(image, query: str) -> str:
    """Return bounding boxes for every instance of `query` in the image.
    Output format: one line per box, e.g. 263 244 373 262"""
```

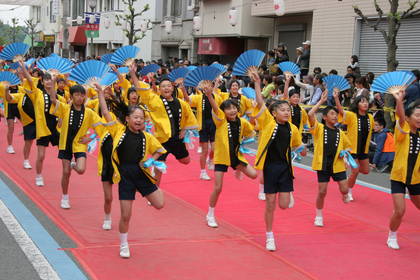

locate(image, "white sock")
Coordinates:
201 169 206 174
316 209 323 217
62 194 69 200
120 233 128 245
348 188 353 195
104 214 111 221
266 231 274 239
259 184 264 194
36 174 42 178
389 231 397 239
207 207 215 217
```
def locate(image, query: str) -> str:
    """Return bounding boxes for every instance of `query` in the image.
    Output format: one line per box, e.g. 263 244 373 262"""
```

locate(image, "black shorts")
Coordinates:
58 150 86 161
263 161 294 193
158 137 189 161
317 170 347 183
36 131 60 147
199 119 216 143
6 103 20 120
351 153 369 160
23 122 36 141
100 136 114 182
391 180 420 196
118 164 158 200
214 161 247 173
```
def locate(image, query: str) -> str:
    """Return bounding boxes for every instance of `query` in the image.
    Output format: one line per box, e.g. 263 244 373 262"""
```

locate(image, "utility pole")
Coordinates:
61 0 70 58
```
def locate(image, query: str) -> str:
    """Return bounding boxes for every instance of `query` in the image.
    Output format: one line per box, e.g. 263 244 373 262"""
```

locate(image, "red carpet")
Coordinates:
1 122 419 280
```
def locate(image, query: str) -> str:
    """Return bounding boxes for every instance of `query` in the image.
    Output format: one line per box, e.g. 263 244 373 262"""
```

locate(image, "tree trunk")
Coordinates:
386 5 399 72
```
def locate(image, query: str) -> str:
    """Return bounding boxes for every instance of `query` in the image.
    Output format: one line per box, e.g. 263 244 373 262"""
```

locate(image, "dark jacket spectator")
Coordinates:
404 70 420 109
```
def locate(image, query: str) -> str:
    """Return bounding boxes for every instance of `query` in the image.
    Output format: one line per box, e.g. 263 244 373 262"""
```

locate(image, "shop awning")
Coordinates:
68 26 87 46
197 37 244 56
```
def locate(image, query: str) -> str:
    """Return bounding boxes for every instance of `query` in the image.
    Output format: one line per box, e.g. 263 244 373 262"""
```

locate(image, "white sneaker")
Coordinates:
288 192 295 208
207 159 214 170
387 237 400 250
314 216 324 227
23 160 32 169
6 146 15 154
102 220 112 230
35 175 44 187
343 194 351 203
60 199 71 209
206 215 218 228
348 191 354 202
266 238 276 251
197 146 202 154
200 171 211 181
258 192 266 201
120 244 130 258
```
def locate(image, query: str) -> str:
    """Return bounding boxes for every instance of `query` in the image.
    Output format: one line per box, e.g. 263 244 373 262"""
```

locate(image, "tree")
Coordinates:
9 18 20 43
24 19 38 56
354 0 420 72
115 0 152 45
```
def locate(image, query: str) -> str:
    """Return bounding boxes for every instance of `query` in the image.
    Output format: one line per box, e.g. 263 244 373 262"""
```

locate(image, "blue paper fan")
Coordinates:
9 58 37 70
25 58 36 67
184 66 222 87
110 45 140 66
210 63 227 74
37 56 74 74
48 53 59 58
371 71 416 94
168 67 190 82
240 87 256 100
232 49 265 76
140 64 160 76
69 60 110 85
117 66 129 74
8 62 20 70
187 66 197 72
278 61 300 75
0 42 30 61
99 72 118 86
0 71 21 86
101 53 113 64
323 75 350 96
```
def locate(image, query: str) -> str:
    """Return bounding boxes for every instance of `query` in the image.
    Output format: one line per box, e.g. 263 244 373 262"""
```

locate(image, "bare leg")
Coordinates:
278 192 291 209
23 140 33 160
236 164 258 179
36 145 46 175
145 189 165 209
61 159 71 195
73 156 86 174
316 182 328 210
199 142 208 169
389 194 406 232
102 181 113 215
119 200 134 233
6 119 14 146
265 194 276 232
209 171 224 207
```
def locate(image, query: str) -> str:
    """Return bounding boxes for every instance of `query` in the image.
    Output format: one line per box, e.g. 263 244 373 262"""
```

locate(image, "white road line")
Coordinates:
0 200 60 280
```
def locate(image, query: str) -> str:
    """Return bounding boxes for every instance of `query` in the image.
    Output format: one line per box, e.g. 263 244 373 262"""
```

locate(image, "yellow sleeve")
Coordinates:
340 110 355 125
309 121 321 137
242 118 255 138
220 92 229 101
87 88 98 99
190 95 200 108
180 99 198 129
8 93 22 104
146 133 167 155
394 120 410 142
86 99 98 111
243 96 253 114
342 131 352 151
211 107 226 128
255 106 273 128
301 107 309 127
291 124 302 148
50 100 68 118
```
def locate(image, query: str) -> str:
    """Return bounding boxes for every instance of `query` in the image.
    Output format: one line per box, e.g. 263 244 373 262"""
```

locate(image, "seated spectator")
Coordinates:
262 74 275 99
349 55 361 74
369 117 395 172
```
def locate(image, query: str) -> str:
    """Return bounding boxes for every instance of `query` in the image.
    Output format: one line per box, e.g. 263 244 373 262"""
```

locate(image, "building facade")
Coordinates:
251 0 420 74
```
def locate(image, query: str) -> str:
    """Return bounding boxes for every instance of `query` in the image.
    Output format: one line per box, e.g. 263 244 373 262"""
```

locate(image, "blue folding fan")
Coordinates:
8 62 20 70
278 61 300 75
110 45 140 66
110 66 128 74
25 58 36 67
0 71 21 86
371 71 416 94
184 66 222 87
99 72 118 86
101 53 113 65
232 49 265 76
140 64 161 76
240 87 256 100
210 63 227 74
37 56 74 74
48 53 59 58
323 75 350 96
69 60 110 86
187 65 197 72
168 67 190 82
0 42 30 61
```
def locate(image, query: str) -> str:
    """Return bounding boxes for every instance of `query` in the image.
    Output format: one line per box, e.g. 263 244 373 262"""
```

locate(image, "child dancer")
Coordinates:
46 79 102 209
308 91 351 228
202 80 257 228
251 70 305 251
387 92 420 250
97 85 166 258
334 93 374 201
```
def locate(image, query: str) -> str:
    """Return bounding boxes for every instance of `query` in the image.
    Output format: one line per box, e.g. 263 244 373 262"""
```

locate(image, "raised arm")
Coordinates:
175 78 189 103
282 74 292 100
248 68 263 109
333 89 344 115
94 83 113 123
308 90 328 127
202 81 218 113
110 64 124 83
44 76 57 105
18 61 34 90
392 89 406 128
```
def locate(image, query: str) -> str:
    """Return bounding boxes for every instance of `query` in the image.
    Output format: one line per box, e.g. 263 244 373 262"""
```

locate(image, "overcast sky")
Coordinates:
0 5 30 26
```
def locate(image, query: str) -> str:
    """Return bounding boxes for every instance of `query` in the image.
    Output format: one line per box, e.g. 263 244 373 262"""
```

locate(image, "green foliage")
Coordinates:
0 19 27 45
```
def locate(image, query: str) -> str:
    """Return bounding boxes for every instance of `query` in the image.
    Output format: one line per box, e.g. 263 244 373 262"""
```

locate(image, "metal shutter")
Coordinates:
359 17 420 74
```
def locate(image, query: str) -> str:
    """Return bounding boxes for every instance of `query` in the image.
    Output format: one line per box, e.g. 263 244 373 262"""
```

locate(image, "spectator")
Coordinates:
267 50 276 65
366 72 375 87
329 69 338 75
296 47 304 69
294 74 314 104
300 41 311 76
308 74 323 105
404 69 420 109
349 55 360 74
354 76 372 102
261 74 275 99
313 67 322 75
370 117 395 172
276 43 289 63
